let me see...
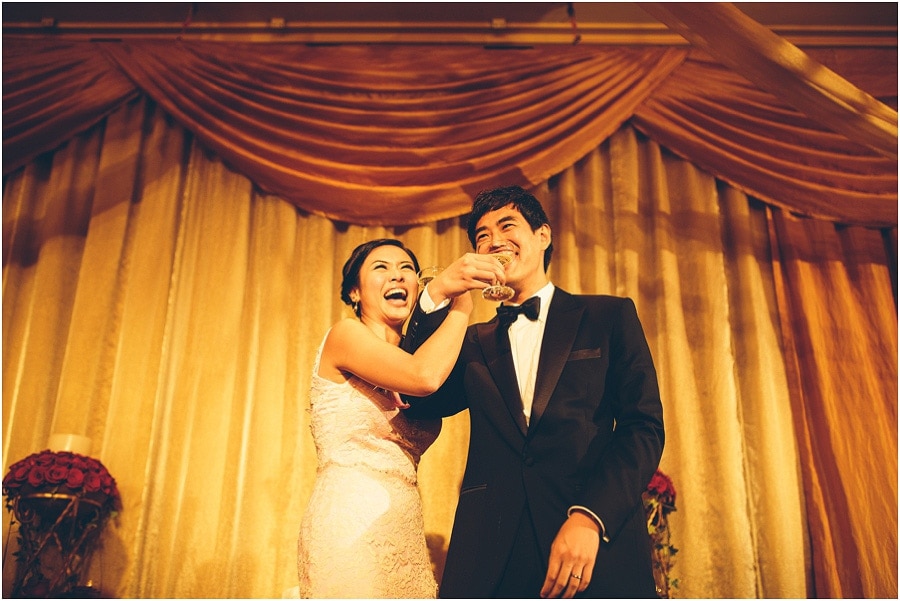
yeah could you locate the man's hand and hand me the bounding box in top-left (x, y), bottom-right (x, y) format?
top-left (540, 511), bottom-right (600, 599)
top-left (427, 253), bottom-right (504, 305)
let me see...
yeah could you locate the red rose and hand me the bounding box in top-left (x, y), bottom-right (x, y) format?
top-left (45, 465), bottom-right (69, 485)
top-left (11, 465), bottom-right (31, 483)
top-left (53, 453), bottom-right (74, 466)
top-left (647, 470), bottom-right (677, 505)
top-left (83, 471), bottom-right (101, 493)
top-left (71, 456), bottom-right (89, 470)
top-left (2, 465), bottom-right (28, 489)
top-left (34, 451), bottom-right (55, 466)
top-left (66, 468), bottom-right (85, 489)
top-left (27, 466), bottom-right (46, 487)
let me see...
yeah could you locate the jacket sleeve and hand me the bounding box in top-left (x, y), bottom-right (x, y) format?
top-left (578, 297), bottom-right (664, 541)
top-left (400, 297), bottom-right (448, 354)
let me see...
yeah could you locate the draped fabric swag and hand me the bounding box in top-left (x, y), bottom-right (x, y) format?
top-left (3, 41), bottom-right (896, 226)
top-left (638, 2), bottom-right (898, 159)
top-left (2, 27), bottom-right (897, 601)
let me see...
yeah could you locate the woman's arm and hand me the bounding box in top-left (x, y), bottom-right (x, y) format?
top-left (322, 292), bottom-right (473, 396)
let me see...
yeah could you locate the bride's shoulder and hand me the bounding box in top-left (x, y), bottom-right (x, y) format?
top-left (323, 318), bottom-right (369, 349)
top-left (328, 317), bottom-right (366, 337)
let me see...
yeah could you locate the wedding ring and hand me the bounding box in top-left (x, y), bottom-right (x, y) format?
top-left (571, 574), bottom-right (582, 580)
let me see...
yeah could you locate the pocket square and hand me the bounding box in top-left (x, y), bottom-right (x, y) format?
top-left (568, 348), bottom-right (602, 360)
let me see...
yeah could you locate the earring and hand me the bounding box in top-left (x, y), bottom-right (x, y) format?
top-left (351, 300), bottom-right (360, 315)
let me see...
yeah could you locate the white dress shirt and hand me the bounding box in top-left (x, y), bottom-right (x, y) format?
top-left (506, 282), bottom-right (554, 425)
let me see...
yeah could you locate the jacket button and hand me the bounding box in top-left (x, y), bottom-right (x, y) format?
top-left (523, 455), bottom-right (535, 466)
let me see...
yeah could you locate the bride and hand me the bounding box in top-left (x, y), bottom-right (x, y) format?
top-left (297, 238), bottom-right (500, 598)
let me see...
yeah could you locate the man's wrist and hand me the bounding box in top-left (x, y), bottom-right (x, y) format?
top-left (568, 506), bottom-right (610, 543)
top-left (421, 284), bottom-right (451, 313)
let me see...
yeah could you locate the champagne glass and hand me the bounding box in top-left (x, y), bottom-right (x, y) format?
top-left (482, 251), bottom-right (515, 302)
top-left (417, 266), bottom-right (442, 289)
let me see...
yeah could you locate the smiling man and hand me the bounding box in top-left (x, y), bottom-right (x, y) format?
top-left (403, 186), bottom-right (665, 599)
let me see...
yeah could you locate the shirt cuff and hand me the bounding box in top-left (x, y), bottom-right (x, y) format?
top-left (568, 506), bottom-right (611, 543)
top-left (420, 284), bottom-right (451, 314)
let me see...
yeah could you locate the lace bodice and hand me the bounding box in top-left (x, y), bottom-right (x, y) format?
top-left (307, 366), bottom-right (440, 485)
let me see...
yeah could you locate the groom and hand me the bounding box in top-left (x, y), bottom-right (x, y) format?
top-left (402, 185), bottom-right (664, 598)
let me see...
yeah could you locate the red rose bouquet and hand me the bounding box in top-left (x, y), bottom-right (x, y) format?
top-left (2, 449), bottom-right (121, 514)
top-left (2, 449), bottom-right (121, 597)
top-left (644, 469), bottom-right (679, 598)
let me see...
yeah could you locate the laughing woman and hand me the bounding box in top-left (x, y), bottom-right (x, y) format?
top-left (296, 238), bottom-right (495, 598)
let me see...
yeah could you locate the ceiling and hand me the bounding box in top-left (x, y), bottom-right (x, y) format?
top-left (2, 2), bottom-right (896, 26)
top-left (3, 2), bottom-right (897, 45)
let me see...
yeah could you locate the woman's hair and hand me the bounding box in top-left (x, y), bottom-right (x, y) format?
top-left (340, 238), bottom-right (420, 316)
top-left (466, 185), bottom-right (553, 271)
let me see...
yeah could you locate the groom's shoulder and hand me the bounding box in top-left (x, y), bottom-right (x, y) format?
top-left (558, 288), bottom-right (629, 307)
top-left (559, 291), bottom-right (643, 322)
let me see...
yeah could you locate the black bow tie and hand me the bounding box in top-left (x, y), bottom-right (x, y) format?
top-left (496, 296), bottom-right (541, 328)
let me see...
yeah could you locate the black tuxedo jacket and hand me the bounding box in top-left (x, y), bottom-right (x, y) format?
top-left (402, 288), bottom-right (664, 598)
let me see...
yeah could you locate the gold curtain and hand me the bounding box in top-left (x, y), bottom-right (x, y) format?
top-left (769, 210), bottom-right (898, 597)
top-left (4, 96), bottom-right (895, 598)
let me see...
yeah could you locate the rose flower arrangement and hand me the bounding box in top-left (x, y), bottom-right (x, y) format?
top-left (643, 469), bottom-right (679, 598)
top-left (2, 449), bottom-right (121, 597)
top-left (2, 449), bottom-right (121, 513)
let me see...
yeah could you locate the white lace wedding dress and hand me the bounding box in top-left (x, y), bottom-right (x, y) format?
top-left (297, 333), bottom-right (441, 598)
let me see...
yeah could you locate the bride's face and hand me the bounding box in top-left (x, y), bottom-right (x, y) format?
top-left (353, 245), bottom-right (418, 325)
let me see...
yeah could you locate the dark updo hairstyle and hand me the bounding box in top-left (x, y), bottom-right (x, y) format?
top-left (340, 238), bottom-right (421, 317)
top-left (466, 185), bottom-right (553, 272)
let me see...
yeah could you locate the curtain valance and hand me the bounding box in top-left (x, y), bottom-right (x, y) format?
top-left (639, 3), bottom-right (897, 159)
top-left (3, 38), bottom-right (896, 227)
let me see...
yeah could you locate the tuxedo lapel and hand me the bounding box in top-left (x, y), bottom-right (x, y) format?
top-left (477, 320), bottom-right (529, 436)
top-left (528, 290), bottom-right (583, 435)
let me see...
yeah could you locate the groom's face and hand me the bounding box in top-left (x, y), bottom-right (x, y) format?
top-left (473, 204), bottom-right (551, 297)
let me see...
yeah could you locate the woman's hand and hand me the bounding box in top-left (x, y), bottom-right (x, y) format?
top-left (449, 286), bottom-right (474, 315)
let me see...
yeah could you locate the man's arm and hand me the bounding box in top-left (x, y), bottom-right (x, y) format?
top-left (542, 297), bottom-right (664, 599)
top-left (402, 251), bottom-right (503, 354)
top-left (578, 297), bottom-right (664, 537)
top-left (400, 256), bottom-right (493, 419)
top-left (401, 288), bottom-right (450, 355)
top-left (400, 297), bottom-right (469, 420)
